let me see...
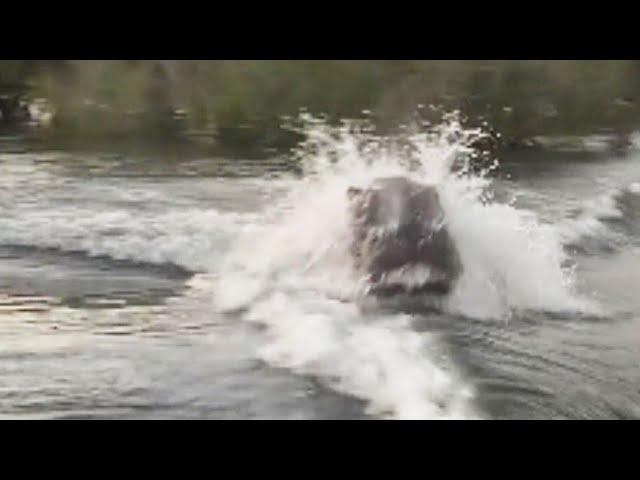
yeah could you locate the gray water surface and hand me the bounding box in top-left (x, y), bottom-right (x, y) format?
top-left (2, 139), bottom-right (640, 419)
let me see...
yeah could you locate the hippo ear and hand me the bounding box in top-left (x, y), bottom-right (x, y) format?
top-left (347, 187), bottom-right (363, 200)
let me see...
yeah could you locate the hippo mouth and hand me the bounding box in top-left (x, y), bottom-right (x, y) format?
top-left (364, 261), bottom-right (454, 296)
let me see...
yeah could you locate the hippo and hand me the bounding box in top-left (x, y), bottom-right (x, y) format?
top-left (347, 176), bottom-right (462, 296)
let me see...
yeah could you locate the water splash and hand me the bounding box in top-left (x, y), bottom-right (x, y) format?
top-left (217, 113), bottom-right (590, 318)
top-left (214, 113), bottom-right (594, 419)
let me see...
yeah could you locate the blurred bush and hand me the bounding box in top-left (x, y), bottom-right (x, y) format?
top-left (3, 60), bottom-right (640, 153)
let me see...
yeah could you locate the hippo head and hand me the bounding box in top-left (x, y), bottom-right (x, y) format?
top-left (347, 177), bottom-right (462, 296)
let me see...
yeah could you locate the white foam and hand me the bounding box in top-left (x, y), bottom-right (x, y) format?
top-left (443, 193), bottom-right (588, 318)
top-left (214, 114), bottom-right (594, 418)
top-left (0, 158), bottom-right (261, 272)
top-left (557, 189), bottom-right (626, 249)
top-left (247, 293), bottom-right (477, 419)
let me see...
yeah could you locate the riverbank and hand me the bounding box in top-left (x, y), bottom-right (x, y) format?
top-left (3, 60), bottom-right (640, 158)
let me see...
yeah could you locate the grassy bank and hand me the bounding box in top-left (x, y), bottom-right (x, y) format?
top-left (3, 60), bottom-right (640, 155)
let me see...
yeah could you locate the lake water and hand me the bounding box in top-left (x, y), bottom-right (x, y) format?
top-left (2, 122), bottom-right (640, 420)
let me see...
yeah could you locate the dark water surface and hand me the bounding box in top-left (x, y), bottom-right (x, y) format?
top-left (2, 133), bottom-right (640, 419)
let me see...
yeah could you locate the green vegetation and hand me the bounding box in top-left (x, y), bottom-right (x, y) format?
top-left (2, 60), bottom-right (640, 155)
